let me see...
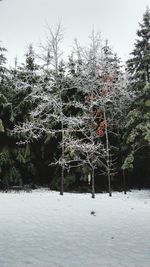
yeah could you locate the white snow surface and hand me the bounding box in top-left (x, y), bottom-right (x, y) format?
top-left (0, 189), bottom-right (150, 267)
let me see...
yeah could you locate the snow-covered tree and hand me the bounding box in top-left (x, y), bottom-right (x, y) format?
top-left (67, 33), bottom-right (131, 197)
top-left (0, 43), bottom-right (8, 97)
top-left (9, 44), bottom-right (40, 123)
top-left (13, 25), bottom-right (74, 195)
top-left (64, 32), bottom-right (109, 198)
top-left (99, 40), bottom-right (132, 195)
top-left (123, 7), bottom-right (150, 174)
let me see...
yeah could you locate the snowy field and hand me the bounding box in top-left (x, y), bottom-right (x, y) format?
top-left (0, 190), bottom-right (150, 267)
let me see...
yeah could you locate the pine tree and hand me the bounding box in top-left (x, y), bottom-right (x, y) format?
top-left (0, 43), bottom-right (8, 95)
top-left (123, 8), bottom-right (150, 176)
top-left (11, 44), bottom-right (39, 123)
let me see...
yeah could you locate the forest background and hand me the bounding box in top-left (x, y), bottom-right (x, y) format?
top-left (0, 7), bottom-right (149, 196)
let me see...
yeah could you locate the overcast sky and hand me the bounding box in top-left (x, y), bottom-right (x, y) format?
top-left (0, 0), bottom-right (149, 66)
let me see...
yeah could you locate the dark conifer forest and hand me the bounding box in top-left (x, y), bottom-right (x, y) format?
top-left (0, 8), bottom-right (149, 195)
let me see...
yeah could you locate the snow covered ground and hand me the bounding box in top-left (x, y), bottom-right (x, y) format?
top-left (0, 190), bottom-right (150, 267)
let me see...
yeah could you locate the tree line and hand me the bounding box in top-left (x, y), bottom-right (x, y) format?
top-left (0, 8), bottom-right (149, 196)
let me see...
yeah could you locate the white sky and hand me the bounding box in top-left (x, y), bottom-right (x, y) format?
top-left (0, 0), bottom-right (149, 66)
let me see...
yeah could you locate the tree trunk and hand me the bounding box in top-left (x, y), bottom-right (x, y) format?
top-left (60, 163), bottom-right (64, 195)
top-left (60, 87), bottom-right (65, 195)
top-left (104, 108), bottom-right (112, 197)
top-left (60, 125), bottom-right (65, 195)
top-left (123, 169), bottom-right (127, 194)
top-left (91, 168), bottom-right (95, 198)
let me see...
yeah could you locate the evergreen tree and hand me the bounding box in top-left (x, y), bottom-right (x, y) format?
top-left (0, 43), bottom-right (8, 96)
top-left (123, 8), bottom-right (150, 180)
top-left (11, 44), bottom-right (39, 123)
